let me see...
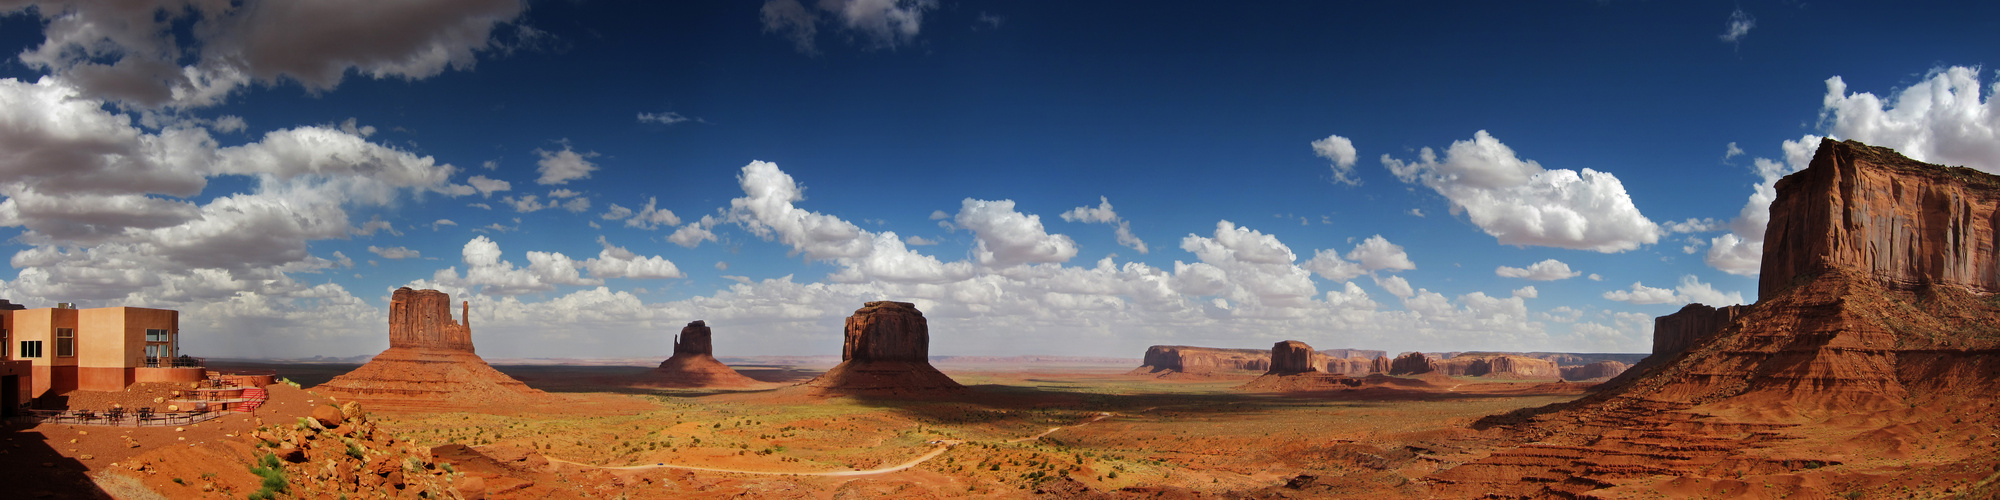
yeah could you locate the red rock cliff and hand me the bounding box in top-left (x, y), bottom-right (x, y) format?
top-left (1134, 346), bottom-right (1270, 374)
top-left (1651, 303), bottom-right (1750, 357)
top-left (842, 301), bottom-right (929, 363)
top-left (387, 287), bottom-right (474, 352)
top-left (1760, 138), bottom-right (2000, 298)
top-left (673, 320), bottom-right (713, 356)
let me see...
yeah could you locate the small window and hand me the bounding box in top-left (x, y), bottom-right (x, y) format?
top-left (19, 340), bottom-right (41, 358)
top-left (55, 328), bottom-right (73, 357)
top-left (146, 329), bottom-right (169, 343)
top-left (1, 328), bottom-right (8, 358)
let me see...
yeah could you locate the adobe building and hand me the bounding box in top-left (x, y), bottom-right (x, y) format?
top-left (0, 302), bottom-right (196, 402)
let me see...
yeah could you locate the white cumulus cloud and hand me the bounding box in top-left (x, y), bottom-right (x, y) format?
top-left (1312, 133), bottom-right (1360, 185)
top-left (1495, 259), bottom-right (1582, 281)
top-left (1381, 130), bottom-right (1662, 253)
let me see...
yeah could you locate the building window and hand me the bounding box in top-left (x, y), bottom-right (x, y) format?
top-left (1, 329), bottom-right (8, 358)
top-left (146, 329), bottom-right (169, 342)
top-left (19, 340), bottom-right (40, 358)
top-left (55, 328), bottom-right (73, 357)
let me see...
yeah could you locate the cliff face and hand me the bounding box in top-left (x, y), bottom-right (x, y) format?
top-left (1133, 346), bottom-right (1270, 375)
top-left (1435, 139), bottom-right (2000, 496)
top-left (841, 301), bottom-right (930, 363)
top-left (1432, 355), bottom-right (1561, 379)
top-left (386, 287), bottom-right (474, 352)
top-left (1267, 341), bottom-right (1318, 375)
top-left (673, 320), bottom-right (713, 356)
top-left (1651, 303), bottom-right (1750, 358)
top-left (1559, 360), bottom-right (1630, 381)
top-left (806, 301), bottom-right (963, 392)
top-left (1760, 138), bottom-right (2000, 298)
top-left (1388, 352), bottom-right (1437, 375)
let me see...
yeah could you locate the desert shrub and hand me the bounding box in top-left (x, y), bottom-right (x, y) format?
top-left (247, 452), bottom-right (287, 500)
top-left (346, 444), bottom-right (365, 460)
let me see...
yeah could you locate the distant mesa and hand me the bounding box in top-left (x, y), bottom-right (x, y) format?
top-left (1130, 346), bottom-right (1269, 378)
top-left (313, 287), bottom-right (543, 411)
top-left (801, 301), bottom-right (963, 393)
top-left (1559, 360), bottom-right (1630, 382)
top-left (1239, 340), bottom-right (1366, 392)
top-left (638, 320), bottom-right (763, 388)
top-left (1387, 352), bottom-right (1438, 376)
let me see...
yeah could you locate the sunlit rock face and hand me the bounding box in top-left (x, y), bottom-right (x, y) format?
top-left (1761, 138), bottom-right (2000, 298)
top-left (805, 301), bottom-right (963, 393)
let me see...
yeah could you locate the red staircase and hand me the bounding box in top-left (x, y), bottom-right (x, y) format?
top-left (233, 386), bottom-right (268, 412)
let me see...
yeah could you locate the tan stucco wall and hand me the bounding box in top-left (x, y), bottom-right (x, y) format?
top-left (11, 308), bottom-right (78, 368)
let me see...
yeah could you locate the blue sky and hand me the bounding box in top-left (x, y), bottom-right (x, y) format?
top-left (1, 1), bottom-right (1997, 359)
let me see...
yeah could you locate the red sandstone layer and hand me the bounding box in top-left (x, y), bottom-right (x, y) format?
top-left (312, 347), bottom-right (543, 411)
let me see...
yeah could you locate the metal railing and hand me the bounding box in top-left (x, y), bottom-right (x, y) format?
top-left (24, 407), bottom-right (228, 427)
top-left (144, 356), bottom-right (204, 368)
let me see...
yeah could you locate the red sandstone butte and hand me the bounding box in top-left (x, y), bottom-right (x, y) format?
top-left (1432, 140), bottom-right (2000, 497)
top-left (803, 301), bottom-right (963, 393)
top-left (314, 288), bottom-right (542, 411)
top-left (1267, 340), bottom-right (1318, 375)
top-left (640, 320), bottom-right (762, 388)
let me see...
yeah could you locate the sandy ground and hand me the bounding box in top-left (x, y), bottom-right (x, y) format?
top-left (6, 360), bottom-right (1995, 498)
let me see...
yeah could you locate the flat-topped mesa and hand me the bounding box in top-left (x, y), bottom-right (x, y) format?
top-left (804, 301), bottom-right (962, 392)
top-left (387, 287), bottom-right (474, 352)
top-left (1267, 340), bottom-right (1318, 375)
top-left (842, 301), bottom-right (929, 363)
top-left (673, 320), bottom-right (713, 357)
top-left (1131, 345), bottom-right (1270, 376)
top-left (1760, 138), bottom-right (2000, 298)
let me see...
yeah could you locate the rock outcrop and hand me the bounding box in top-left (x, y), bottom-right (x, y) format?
top-left (1433, 355), bottom-right (1561, 379)
top-left (640, 320), bottom-right (763, 388)
top-left (1130, 346), bottom-right (1270, 376)
top-left (1435, 139), bottom-right (2000, 497)
top-left (1559, 360), bottom-right (1630, 381)
top-left (803, 301), bottom-right (963, 393)
top-left (1370, 355), bottom-right (1391, 374)
top-left (387, 288), bottom-right (474, 351)
top-left (1267, 341), bottom-right (1318, 375)
top-left (314, 288), bottom-right (542, 410)
top-left (1321, 356), bottom-right (1378, 376)
top-left (1318, 348), bottom-right (1388, 361)
top-left (1650, 303), bottom-right (1750, 359)
top-left (1760, 139), bottom-right (2000, 298)
top-left (1387, 352), bottom-right (1438, 375)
